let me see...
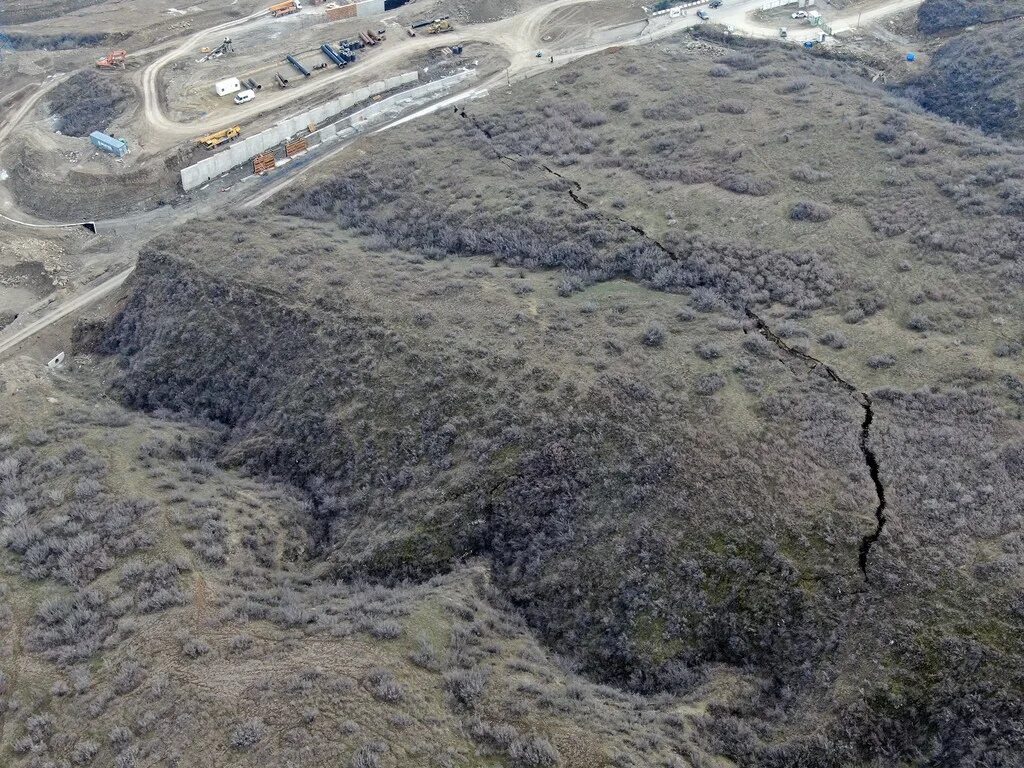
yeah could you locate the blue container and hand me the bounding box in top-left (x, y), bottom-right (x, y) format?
top-left (907, 52), bottom-right (917, 61)
top-left (89, 131), bottom-right (128, 158)
top-left (803, 40), bottom-right (815, 48)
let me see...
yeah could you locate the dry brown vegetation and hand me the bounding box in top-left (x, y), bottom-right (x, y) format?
top-left (6, 27), bottom-right (1024, 768)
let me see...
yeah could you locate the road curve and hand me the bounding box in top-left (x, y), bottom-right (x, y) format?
top-left (0, 268), bottom-right (133, 356)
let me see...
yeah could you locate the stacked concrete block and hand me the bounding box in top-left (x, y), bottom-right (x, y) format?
top-left (180, 70), bottom-right (477, 191)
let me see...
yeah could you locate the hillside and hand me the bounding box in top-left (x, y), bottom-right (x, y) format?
top-left (3, 351), bottom-right (734, 768)
top-left (904, 18), bottom-right (1024, 140)
top-left (3, 20), bottom-right (1024, 768)
top-left (916, 0), bottom-right (1024, 32)
top-left (80, 33), bottom-right (1024, 766)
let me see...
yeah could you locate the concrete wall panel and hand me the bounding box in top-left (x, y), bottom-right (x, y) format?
top-left (181, 69), bottom-right (464, 190)
top-left (356, 0), bottom-right (384, 17)
top-left (310, 105), bottom-right (329, 124)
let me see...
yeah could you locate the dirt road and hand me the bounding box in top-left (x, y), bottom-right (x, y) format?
top-left (136, 0), bottom-right (697, 145)
top-left (0, 268), bottom-right (132, 356)
top-left (711, 0), bottom-right (923, 39)
top-left (0, 0), bottom-right (926, 356)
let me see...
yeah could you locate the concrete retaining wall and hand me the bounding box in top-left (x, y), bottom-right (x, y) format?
top-left (356, 0), bottom-right (385, 17)
top-left (181, 70), bottom-right (420, 191)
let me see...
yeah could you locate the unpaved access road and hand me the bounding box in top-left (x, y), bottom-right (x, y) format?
top-left (0, 0), bottom-right (926, 356)
top-left (137, 0), bottom-right (703, 146)
top-left (709, 0), bottom-right (923, 39)
top-left (0, 268), bottom-right (132, 357)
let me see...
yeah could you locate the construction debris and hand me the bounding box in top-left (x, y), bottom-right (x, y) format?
top-left (253, 152), bottom-right (276, 174)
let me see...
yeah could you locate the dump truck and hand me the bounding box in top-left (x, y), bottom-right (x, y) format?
top-left (269, 0), bottom-right (302, 17)
top-left (427, 19), bottom-right (452, 33)
top-left (196, 125), bottom-right (241, 150)
top-left (96, 50), bottom-right (127, 68)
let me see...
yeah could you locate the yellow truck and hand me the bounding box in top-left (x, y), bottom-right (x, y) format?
top-left (196, 125), bottom-right (241, 150)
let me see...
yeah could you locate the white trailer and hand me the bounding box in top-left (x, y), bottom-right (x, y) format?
top-left (214, 77), bottom-right (242, 97)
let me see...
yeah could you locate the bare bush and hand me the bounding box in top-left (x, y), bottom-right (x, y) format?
top-left (642, 323), bottom-right (667, 348)
top-left (49, 71), bottom-right (132, 137)
top-left (230, 718), bottom-right (265, 750)
top-left (790, 201), bottom-right (833, 222)
top-left (509, 734), bottom-right (562, 767)
top-left (790, 164), bottom-right (832, 183)
top-left (717, 100), bottom-right (748, 115)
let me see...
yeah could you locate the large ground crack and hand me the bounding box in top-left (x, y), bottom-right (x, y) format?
top-left (457, 106), bottom-right (889, 579)
top-left (856, 395), bottom-right (887, 577)
top-left (744, 308), bottom-right (887, 579)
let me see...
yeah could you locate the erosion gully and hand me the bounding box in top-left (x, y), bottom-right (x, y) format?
top-left (458, 107), bottom-right (888, 579)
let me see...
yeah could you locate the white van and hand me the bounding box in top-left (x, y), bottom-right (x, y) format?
top-left (234, 89), bottom-right (255, 105)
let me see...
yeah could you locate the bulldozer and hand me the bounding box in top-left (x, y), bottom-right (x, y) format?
top-left (196, 125), bottom-right (241, 150)
top-left (96, 50), bottom-right (127, 69)
top-left (427, 19), bottom-right (452, 34)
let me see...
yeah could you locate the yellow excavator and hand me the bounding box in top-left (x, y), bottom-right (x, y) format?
top-left (196, 125), bottom-right (241, 150)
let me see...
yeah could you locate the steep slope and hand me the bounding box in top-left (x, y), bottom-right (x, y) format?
top-left (1, 353), bottom-right (732, 768)
top-left (916, 0), bottom-right (1024, 32)
top-left (904, 18), bottom-right (1024, 140)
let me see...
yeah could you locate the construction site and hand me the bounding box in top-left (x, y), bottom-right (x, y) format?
top-left (6, 1), bottom-right (1024, 766)
top-left (1, 0), bottom-right (933, 349)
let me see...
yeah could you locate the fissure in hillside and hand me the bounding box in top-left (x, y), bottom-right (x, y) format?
top-left (459, 105), bottom-right (890, 580)
top-left (856, 395), bottom-right (887, 577)
top-left (746, 309), bottom-right (888, 579)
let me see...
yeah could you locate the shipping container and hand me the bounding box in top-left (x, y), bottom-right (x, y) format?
top-left (214, 77), bottom-right (242, 96)
top-left (89, 131), bottom-right (129, 157)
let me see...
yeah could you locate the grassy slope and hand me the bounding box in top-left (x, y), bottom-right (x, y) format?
top-left (22, 30), bottom-right (1024, 767)
top-left (905, 18), bottom-right (1024, 141)
top-left (0, 355), bottom-right (727, 768)
top-left (916, 0), bottom-right (1024, 32)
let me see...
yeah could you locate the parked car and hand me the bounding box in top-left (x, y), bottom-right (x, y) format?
top-left (697, 9), bottom-right (709, 19)
top-left (792, 10), bottom-right (808, 18)
top-left (709, 0), bottom-right (722, 7)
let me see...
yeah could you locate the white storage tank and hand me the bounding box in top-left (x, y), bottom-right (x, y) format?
top-left (214, 77), bottom-right (242, 97)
